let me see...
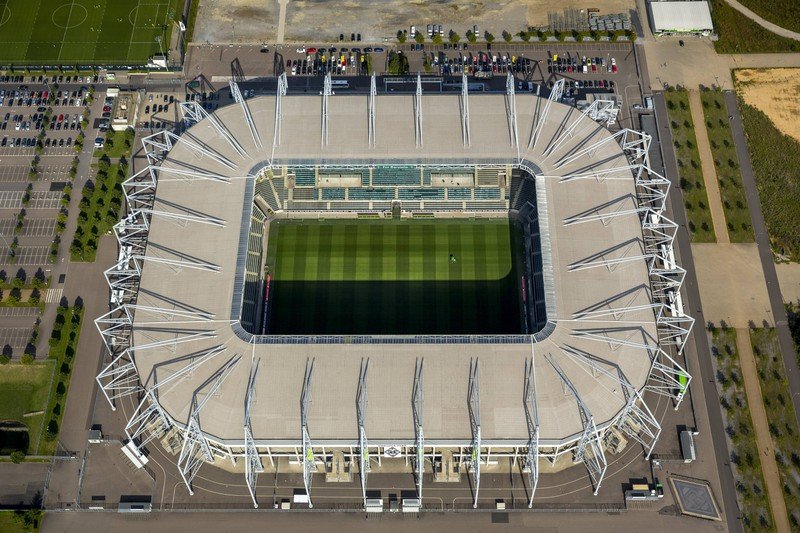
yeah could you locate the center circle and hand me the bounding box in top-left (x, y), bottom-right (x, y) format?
top-left (51, 4), bottom-right (88, 29)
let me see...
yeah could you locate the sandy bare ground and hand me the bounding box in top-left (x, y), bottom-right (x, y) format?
top-left (735, 68), bottom-right (800, 143)
top-left (776, 262), bottom-right (800, 304)
top-left (194, 0), bottom-right (634, 44)
top-left (688, 90), bottom-right (729, 244)
top-left (734, 329), bottom-right (792, 533)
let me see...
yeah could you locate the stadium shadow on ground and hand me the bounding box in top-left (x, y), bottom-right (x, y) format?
top-left (266, 274), bottom-right (522, 335)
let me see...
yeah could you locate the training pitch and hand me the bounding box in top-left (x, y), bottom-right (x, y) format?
top-left (265, 218), bottom-right (524, 335)
top-left (0, 0), bottom-right (180, 65)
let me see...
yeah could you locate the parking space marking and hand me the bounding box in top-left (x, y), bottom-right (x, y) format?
top-left (0, 306), bottom-right (40, 318)
top-left (0, 165), bottom-right (30, 182)
top-left (0, 218), bottom-right (57, 237)
top-left (0, 327), bottom-right (31, 350)
top-left (3, 245), bottom-right (50, 265)
top-left (0, 191), bottom-right (24, 209)
top-left (30, 191), bottom-right (63, 209)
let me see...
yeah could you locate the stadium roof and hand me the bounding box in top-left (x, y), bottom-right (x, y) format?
top-left (126, 91), bottom-right (659, 446)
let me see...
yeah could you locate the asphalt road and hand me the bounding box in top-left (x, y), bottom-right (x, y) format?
top-left (653, 91), bottom-right (743, 533)
top-left (724, 90), bottom-right (800, 429)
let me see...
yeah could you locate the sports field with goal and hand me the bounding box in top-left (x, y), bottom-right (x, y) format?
top-left (0, 0), bottom-right (181, 65)
top-left (265, 218), bottom-right (524, 335)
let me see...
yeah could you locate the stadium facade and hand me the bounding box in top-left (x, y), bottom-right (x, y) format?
top-left (96, 74), bottom-right (693, 509)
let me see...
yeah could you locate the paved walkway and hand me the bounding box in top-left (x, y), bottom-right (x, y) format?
top-left (688, 90), bottom-right (729, 243)
top-left (692, 243), bottom-right (772, 327)
top-left (723, 0), bottom-right (800, 41)
top-left (776, 262), bottom-right (800, 304)
top-left (734, 329), bottom-right (791, 533)
top-left (653, 92), bottom-right (742, 533)
top-left (276, 0), bottom-right (288, 44)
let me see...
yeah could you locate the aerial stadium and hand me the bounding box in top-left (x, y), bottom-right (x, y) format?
top-left (95, 73), bottom-right (693, 510)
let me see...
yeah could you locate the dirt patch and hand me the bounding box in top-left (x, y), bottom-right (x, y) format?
top-left (735, 68), bottom-right (800, 143)
top-left (195, 0), bottom-right (635, 43)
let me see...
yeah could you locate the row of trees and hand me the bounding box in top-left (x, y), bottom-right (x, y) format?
top-left (397, 28), bottom-right (636, 44)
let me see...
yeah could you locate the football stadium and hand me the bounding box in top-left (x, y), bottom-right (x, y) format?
top-left (95, 74), bottom-right (693, 509)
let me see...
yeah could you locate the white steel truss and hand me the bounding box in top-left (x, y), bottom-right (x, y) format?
top-left (414, 74), bottom-right (423, 148)
top-left (571, 331), bottom-right (691, 408)
top-left (412, 358), bottom-right (424, 500)
top-left (244, 358), bottom-right (263, 508)
top-left (528, 78), bottom-right (564, 151)
top-left (461, 73), bottom-right (470, 147)
top-left (140, 207), bottom-right (226, 228)
top-left (542, 106), bottom-right (597, 160)
top-left (274, 72), bottom-right (288, 149)
top-left (368, 73), bottom-right (376, 148)
top-left (321, 73), bottom-right (332, 147)
top-left (149, 165), bottom-right (232, 184)
top-left (523, 355), bottom-right (539, 508)
top-left (559, 346), bottom-right (661, 460)
top-left (142, 130), bottom-right (237, 171)
top-left (547, 356), bottom-right (607, 495)
top-left (114, 211), bottom-right (149, 256)
top-left (96, 349), bottom-right (139, 407)
top-left (125, 344), bottom-right (228, 449)
top-left (123, 167), bottom-right (158, 211)
top-left (300, 359), bottom-right (316, 507)
top-left (179, 101), bottom-right (247, 157)
top-left (356, 359), bottom-right (370, 509)
top-left (178, 356), bottom-right (241, 494)
top-left (228, 80), bottom-right (262, 150)
top-left (506, 71), bottom-right (518, 152)
top-left (583, 99), bottom-right (619, 125)
top-left (468, 359), bottom-right (481, 508)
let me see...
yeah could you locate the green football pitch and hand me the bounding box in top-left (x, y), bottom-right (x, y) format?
top-left (265, 219), bottom-right (524, 335)
top-left (0, 0), bottom-right (181, 65)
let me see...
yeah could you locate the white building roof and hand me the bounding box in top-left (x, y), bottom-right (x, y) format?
top-left (649, 1), bottom-right (714, 33)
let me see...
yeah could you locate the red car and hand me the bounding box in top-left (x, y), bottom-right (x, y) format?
top-left (307, 47), bottom-right (317, 53)
top-left (57, 114), bottom-right (63, 123)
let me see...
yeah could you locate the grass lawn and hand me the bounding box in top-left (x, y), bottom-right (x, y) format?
top-left (710, 0), bottom-right (800, 54)
top-left (664, 89), bottom-right (716, 243)
top-left (710, 327), bottom-right (774, 530)
top-left (735, 96), bottom-right (800, 261)
top-left (0, 0), bottom-right (182, 65)
top-left (266, 218), bottom-right (522, 335)
top-left (0, 362), bottom-right (55, 454)
top-left (39, 306), bottom-right (82, 456)
top-left (92, 129), bottom-right (134, 159)
top-left (750, 328), bottom-right (800, 527)
top-left (736, 0), bottom-right (800, 34)
top-left (700, 89), bottom-right (753, 242)
top-left (0, 511), bottom-right (40, 533)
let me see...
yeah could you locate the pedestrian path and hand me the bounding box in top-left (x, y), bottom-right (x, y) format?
top-left (724, 0), bottom-right (800, 41)
top-left (688, 90), bottom-right (729, 243)
top-left (735, 329), bottom-right (791, 533)
top-left (45, 287), bottom-right (63, 304)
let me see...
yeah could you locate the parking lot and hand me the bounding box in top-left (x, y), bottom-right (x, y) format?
top-left (0, 191), bottom-right (63, 210)
top-left (0, 327), bottom-right (31, 352)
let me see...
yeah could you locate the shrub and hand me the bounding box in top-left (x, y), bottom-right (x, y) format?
top-left (10, 451), bottom-right (25, 463)
top-left (20, 353), bottom-right (34, 364)
top-left (45, 419), bottom-right (58, 440)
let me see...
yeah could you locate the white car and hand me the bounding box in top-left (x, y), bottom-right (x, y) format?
top-left (296, 47), bottom-right (306, 53)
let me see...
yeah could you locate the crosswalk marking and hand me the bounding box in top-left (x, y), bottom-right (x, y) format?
top-left (45, 287), bottom-right (63, 304)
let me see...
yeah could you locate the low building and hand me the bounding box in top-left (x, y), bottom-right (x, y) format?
top-left (648, 1), bottom-right (714, 36)
top-left (111, 92), bottom-right (140, 132)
